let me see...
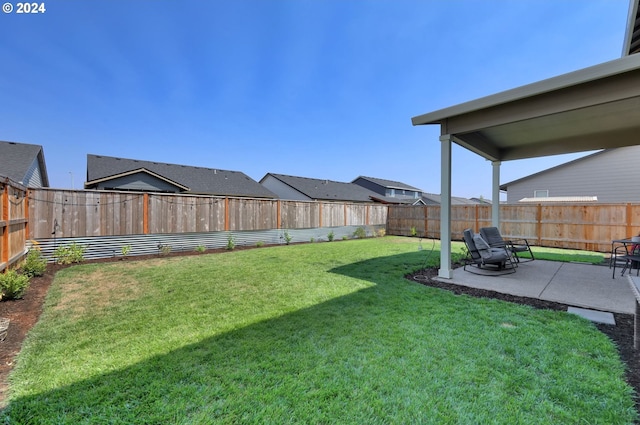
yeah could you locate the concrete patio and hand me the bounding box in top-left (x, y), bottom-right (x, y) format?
top-left (435, 260), bottom-right (636, 315)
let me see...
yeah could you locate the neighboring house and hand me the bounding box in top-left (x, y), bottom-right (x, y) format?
top-left (85, 154), bottom-right (276, 198)
top-left (421, 193), bottom-right (491, 206)
top-left (260, 173), bottom-right (384, 203)
top-left (351, 176), bottom-right (425, 205)
top-left (500, 146), bottom-right (640, 203)
top-left (0, 140), bottom-right (49, 188)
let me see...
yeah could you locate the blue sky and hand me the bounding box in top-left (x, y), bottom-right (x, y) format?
top-left (0, 0), bottom-right (630, 199)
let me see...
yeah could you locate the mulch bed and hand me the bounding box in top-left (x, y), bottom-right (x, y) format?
top-left (0, 251), bottom-right (638, 418)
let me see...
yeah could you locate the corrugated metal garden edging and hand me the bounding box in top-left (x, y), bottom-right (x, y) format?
top-left (31, 225), bottom-right (385, 262)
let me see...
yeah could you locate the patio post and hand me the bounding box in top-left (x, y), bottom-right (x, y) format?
top-left (492, 161), bottom-right (501, 228)
top-left (439, 134), bottom-right (453, 279)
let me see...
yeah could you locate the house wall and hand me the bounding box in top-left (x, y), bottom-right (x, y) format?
top-left (352, 177), bottom-right (384, 196)
top-left (505, 146), bottom-right (640, 203)
top-left (352, 177), bottom-right (421, 201)
top-left (94, 173), bottom-right (181, 193)
top-left (23, 157), bottom-right (45, 188)
top-left (261, 175), bottom-right (311, 200)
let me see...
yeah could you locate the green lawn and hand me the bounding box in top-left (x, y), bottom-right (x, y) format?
top-left (1, 237), bottom-right (635, 424)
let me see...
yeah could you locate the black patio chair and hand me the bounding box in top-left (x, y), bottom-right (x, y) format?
top-left (612, 243), bottom-right (640, 278)
top-left (462, 228), bottom-right (516, 275)
top-left (480, 227), bottom-right (534, 263)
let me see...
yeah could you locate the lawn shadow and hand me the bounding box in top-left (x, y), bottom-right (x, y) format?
top-left (1, 250), bottom-right (634, 423)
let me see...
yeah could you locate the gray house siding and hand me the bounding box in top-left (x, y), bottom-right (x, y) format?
top-left (352, 177), bottom-right (383, 195)
top-left (95, 172), bottom-right (182, 192)
top-left (352, 176), bottom-right (422, 202)
top-left (504, 146), bottom-right (640, 203)
top-left (261, 175), bottom-right (311, 200)
top-left (23, 157), bottom-right (45, 188)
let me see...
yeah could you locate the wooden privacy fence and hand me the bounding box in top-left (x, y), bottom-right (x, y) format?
top-left (27, 188), bottom-right (389, 239)
top-left (387, 203), bottom-right (640, 253)
top-left (0, 178), bottom-right (27, 271)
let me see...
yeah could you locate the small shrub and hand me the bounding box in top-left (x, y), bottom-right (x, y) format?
top-left (158, 244), bottom-right (172, 255)
top-left (121, 245), bottom-right (132, 257)
top-left (195, 245), bottom-right (206, 253)
top-left (376, 228), bottom-right (386, 238)
top-left (410, 226), bottom-right (417, 237)
top-left (327, 231), bottom-right (335, 242)
top-left (20, 249), bottom-right (47, 277)
top-left (0, 269), bottom-right (30, 300)
top-left (342, 235), bottom-right (348, 241)
top-left (53, 242), bottom-right (86, 265)
top-left (353, 227), bottom-right (367, 239)
top-left (283, 230), bottom-right (292, 245)
top-left (256, 241), bottom-right (264, 248)
top-left (226, 234), bottom-right (236, 251)
top-left (310, 237), bottom-right (315, 243)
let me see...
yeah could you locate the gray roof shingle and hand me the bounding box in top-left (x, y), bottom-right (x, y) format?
top-left (86, 154), bottom-right (276, 198)
top-left (0, 141), bottom-right (48, 187)
top-left (264, 173), bottom-right (381, 202)
top-left (352, 176), bottom-right (422, 192)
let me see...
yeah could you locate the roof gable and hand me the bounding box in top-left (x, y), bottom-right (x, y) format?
top-left (263, 173), bottom-right (380, 202)
top-left (0, 141), bottom-right (49, 187)
top-left (86, 154), bottom-right (276, 198)
top-left (500, 149), bottom-right (609, 189)
top-left (87, 168), bottom-right (190, 191)
top-left (352, 176), bottom-right (422, 192)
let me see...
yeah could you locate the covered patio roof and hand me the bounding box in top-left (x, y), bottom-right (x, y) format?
top-left (411, 52), bottom-right (640, 278)
top-left (412, 53), bottom-right (640, 161)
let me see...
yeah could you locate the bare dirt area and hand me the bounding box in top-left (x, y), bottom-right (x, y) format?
top-left (1, 251), bottom-right (638, 418)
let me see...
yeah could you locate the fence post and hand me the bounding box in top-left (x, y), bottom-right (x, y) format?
top-left (277, 200), bottom-right (281, 229)
top-left (1, 184), bottom-right (8, 267)
top-left (225, 197), bottom-right (230, 231)
top-left (423, 206), bottom-right (428, 238)
top-left (143, 193), bottom-right (149, 234)
top-left (344, 204), bottom-right (347, 226)
top-left (627, 203), bottom-right (633, 237)
top-left (319, 202), bottom-right (322, 228)
top-left (536, 203), bottom-right (542, 246)
top-left (24, 188), bottom-right (30, 241)
top-left (475, 204), bottom-right (479, 231)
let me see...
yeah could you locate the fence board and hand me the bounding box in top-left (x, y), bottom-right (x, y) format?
top-left (387, 203), bottom-right (640, 253)
top-left (1, 179), bottom-right (28, 271)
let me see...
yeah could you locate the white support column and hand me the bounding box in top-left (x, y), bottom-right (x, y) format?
top-left (439, 134), bottom-right (453, 279)
top-left (492, 161), bottom-right (501, 228)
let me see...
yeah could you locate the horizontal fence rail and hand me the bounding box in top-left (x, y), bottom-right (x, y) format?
top-left (387, 203), bottom-right (640, 253)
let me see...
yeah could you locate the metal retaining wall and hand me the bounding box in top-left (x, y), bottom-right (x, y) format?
top-left (31, 225), bottom-right (385, 262)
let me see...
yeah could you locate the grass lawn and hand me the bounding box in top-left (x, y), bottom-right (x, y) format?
top-left (1, 237), bottom-right (635, 424)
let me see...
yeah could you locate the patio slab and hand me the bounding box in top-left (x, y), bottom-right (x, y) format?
top-left (435, 260), bottom-right (635, 314)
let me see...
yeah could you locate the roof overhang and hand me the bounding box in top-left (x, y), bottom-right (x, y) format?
top-left (623, 0), bottom-right (640, 55)
top-left (412, 53), bottom-right (640, 162)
